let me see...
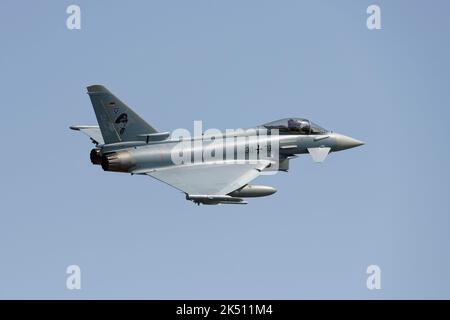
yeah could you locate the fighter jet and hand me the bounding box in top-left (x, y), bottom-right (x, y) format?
top-left (71, 85), bottom-right (364, 205)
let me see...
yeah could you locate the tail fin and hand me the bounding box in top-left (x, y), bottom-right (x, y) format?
top-left (87, 85), bottom-right (157, 144)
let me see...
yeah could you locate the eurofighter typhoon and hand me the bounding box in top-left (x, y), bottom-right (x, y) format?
top-left (71, 85), bottom-right (364, 205)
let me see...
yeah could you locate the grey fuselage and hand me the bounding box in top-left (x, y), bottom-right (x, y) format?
top-left (93, 128), bottom-right (359, 174)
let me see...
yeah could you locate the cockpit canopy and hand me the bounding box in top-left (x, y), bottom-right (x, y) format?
top-left (262, 118), bottom-right (328, 135)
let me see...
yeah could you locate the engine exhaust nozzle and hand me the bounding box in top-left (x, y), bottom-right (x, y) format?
top-left (90, 149), bottom-right (102, 165)
top-left (101, 151), bottom-right (135, 172)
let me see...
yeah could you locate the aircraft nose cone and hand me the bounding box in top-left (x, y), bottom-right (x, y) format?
top-left (334, 134), bottom-right (364, 151)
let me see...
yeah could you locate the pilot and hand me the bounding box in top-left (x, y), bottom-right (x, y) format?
top-left (300, 121), bottom-right (310, 134)
top-left (288, 118), bottom-right (310, 134)
top-left (287, 118), bottom-right (297, 130)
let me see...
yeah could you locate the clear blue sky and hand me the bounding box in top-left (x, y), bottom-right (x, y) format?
top-left (0, 0), bottom-right (449, 299)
